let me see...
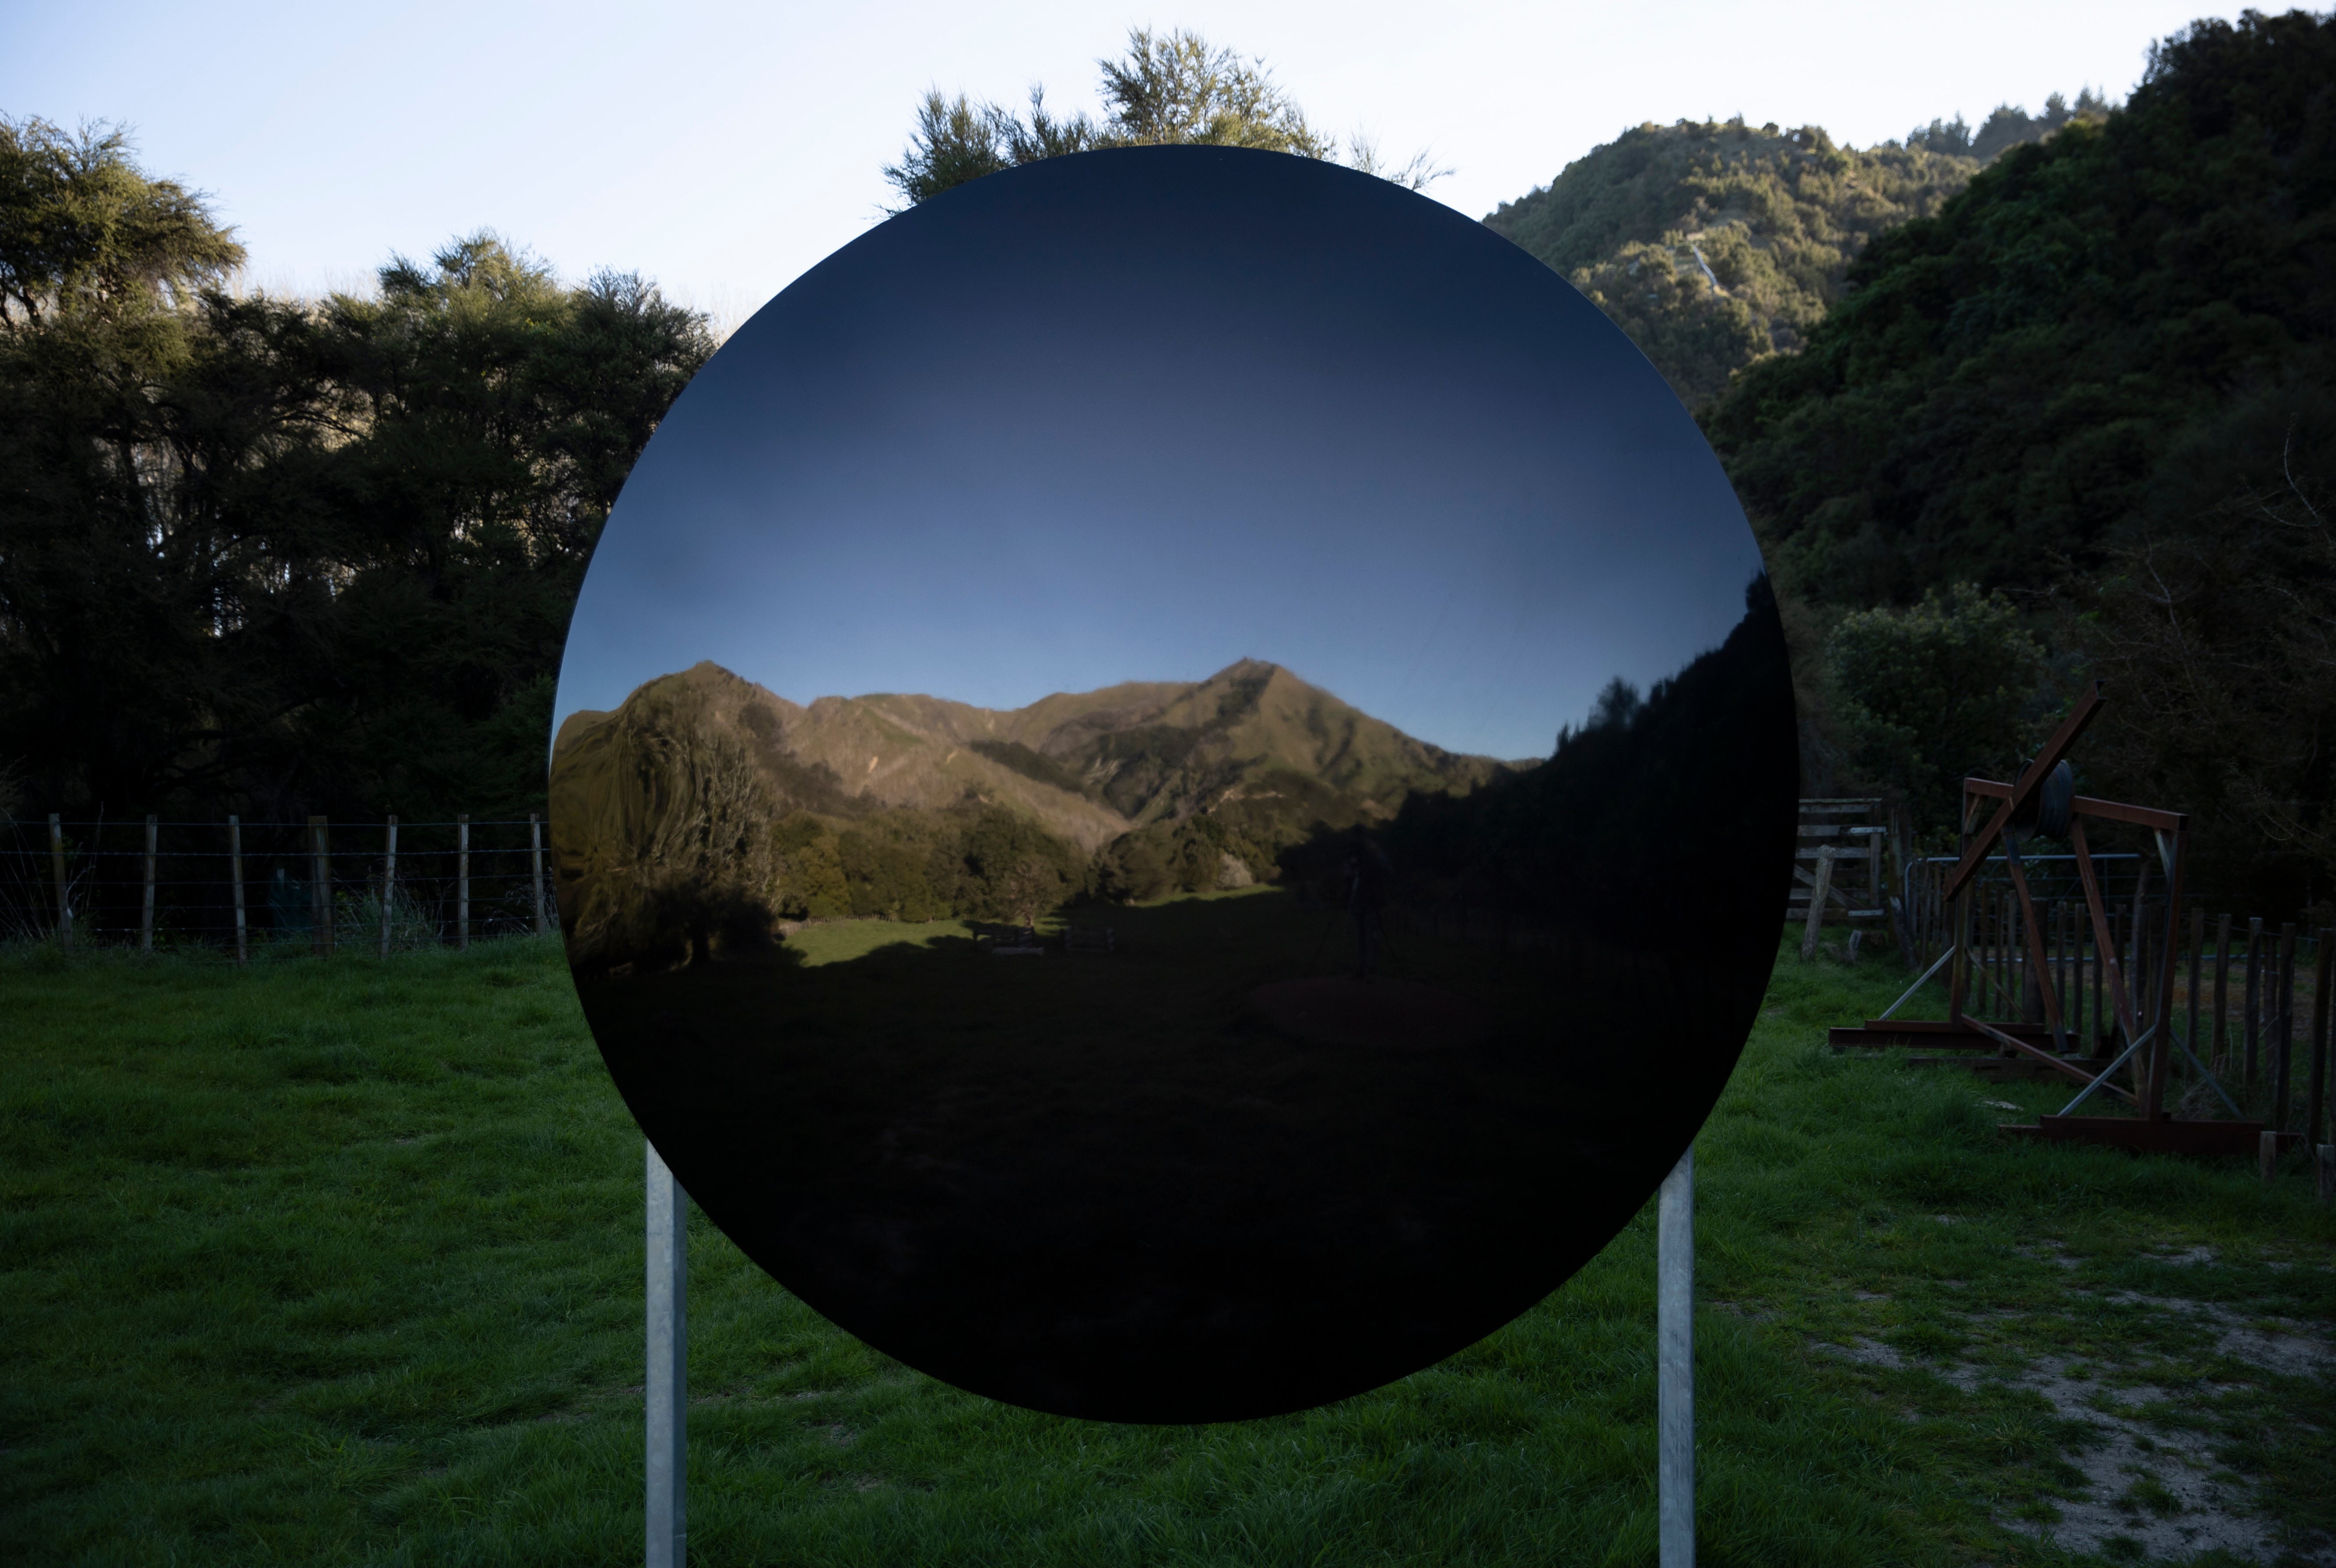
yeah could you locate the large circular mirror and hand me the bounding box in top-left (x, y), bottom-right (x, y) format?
top-left (551, 145), bottom-right (1795, 1423)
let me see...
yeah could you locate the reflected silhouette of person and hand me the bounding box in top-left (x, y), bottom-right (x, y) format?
top-left (1346, 835), bottom-right (1393, 979)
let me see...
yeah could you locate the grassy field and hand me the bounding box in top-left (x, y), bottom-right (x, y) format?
top-left (3, 931), bottom-right (2332, 1566)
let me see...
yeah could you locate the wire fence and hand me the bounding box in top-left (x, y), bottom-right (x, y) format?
top-left (1900, 852), bottom-right (2148, 968)
top-left (1903, 852), bottom-right (2318, 1042)
top-left (1893, 851), bottom-right (2329, 1134)
top-left (3, 814), bottom-right (556, 960)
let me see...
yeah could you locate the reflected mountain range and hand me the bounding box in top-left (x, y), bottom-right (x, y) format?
top-left (550, 656), bottom-right (1517, 971)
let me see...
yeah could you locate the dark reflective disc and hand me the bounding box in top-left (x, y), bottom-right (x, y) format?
top-left (551, 145), bottom-right (1797, 1423)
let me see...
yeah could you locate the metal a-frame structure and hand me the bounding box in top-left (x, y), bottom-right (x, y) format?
top-left (1836, 683), bottom-right (2263, 1154)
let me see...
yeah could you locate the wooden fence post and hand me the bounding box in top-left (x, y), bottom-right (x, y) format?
top-left (2214, 913), bottom-right (2232, 1069)
top-left (1978, 892), bottom-right (1994, 1016)
top-left (1865, 829), bottom-right (1881, 942)
top-left (2014, 893), bottom-right (2028, 1015)
top-left (2130, 902), bottom-right (2158, 1098)
top-left (2102, 916), bottom-right (2121, 1061)
top-left (2024, 894), bottom-right (2044, 1023)
top-left (1928, 865), bottom-right (1942, 965)
top-left (531, 812), bottom-right (548, 937)
top-left (1801, 847), bottom-right (1834, 960)
top-left (379, 815), bottom-right (399, 959)
top-left (228, 815), bottom-right (247, 965)
top-left (2009, 892), bottom-right (2022, 1020)
top-left (141, 814), bottom-right (157, 954)
top-left (2052, 901), bottom-right (2065, 1044)
top-left (2307, 928), bottom-right (2330, 1151)
top-left (1949, 887), bottom-right (1971, 1020)
top-left (2062, 902), bottom-right (2081, 1050)
top-left (2005, 892), bottom-right (2020, 1018)
top-left (457, 813), bottom-right (470, 951)
top-left (2274, 923), bottom-right (2299, 1130)
top-left (309, 815), bottom-right (332, 957)
top-left (48, 812), bottom-right (70, 947)
top-left (2245, 917), bottom-right (2264, 1086)
top-left (2077, 901), bottom-right (2094, 1051)
top-left (2186, 904), bottom-right (2203, 1085)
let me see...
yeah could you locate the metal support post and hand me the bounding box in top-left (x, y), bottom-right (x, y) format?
top-left (1658, 1145), bottom-right (1693, 1568)
top-left (646, 1142), bottom-right (687, 1568)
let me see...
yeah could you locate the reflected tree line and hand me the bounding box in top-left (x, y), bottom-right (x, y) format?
top-left (1284, 574), bottom-right (1798, 951)
top-left (559, 577), bottom-right (1794, 975)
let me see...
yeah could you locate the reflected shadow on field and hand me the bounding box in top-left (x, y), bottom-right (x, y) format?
top-left (579, 885), bottom-right (1749, 1423)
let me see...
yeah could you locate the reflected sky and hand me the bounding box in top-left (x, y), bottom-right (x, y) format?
top-left (555, 145), bottom-right (1763, 762)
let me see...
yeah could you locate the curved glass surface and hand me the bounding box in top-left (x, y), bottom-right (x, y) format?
top-left (552, 145), bottom-right (1796, 1423)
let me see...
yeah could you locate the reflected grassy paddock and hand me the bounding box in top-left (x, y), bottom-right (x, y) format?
top-left (580, 887), bottom-right (1738, 1421)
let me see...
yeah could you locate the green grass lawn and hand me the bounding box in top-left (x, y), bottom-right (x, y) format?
top-left (4, 932), bottom-right (2332, 1566)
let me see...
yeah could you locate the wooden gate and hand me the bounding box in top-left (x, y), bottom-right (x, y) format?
top-left (1789, 798), bottom-right (1888, 939)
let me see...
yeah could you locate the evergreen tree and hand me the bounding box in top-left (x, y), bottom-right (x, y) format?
top-left (1825, 585), bottom-right (2051, 835)
top-left (883, 27), bottom-right (1444, 211)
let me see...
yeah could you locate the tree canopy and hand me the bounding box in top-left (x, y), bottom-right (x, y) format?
top-left (0, 126), bottom-right (712, 825)
top-left (1905, 89), bottom-right (2115, 163)
top-left (0, 116), bottom-right (244, 328)
top-left (883, 26), bottom-right (1446, 210)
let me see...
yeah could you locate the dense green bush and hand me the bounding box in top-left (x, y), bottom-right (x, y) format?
top-left (1826, 585), bottom-right (2051, 837)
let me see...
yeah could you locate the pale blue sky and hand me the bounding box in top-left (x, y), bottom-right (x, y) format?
top-left (7, 1), bottom-right (2253, 329)
top-left (555, 147), bottom-right (1763, 762)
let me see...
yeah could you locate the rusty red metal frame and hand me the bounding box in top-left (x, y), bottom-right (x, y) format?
top-left (1834, 682), bottom-right (2243, 1150)
top-left (1942, 681), bottom-right (2105, 903)
top-left (1956, 759), bottom-right (2195, 1130)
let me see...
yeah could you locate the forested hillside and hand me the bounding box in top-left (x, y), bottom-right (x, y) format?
top-left (1484, 122), bottom-right (1979, 408)
top-left (1706, 14), bottom-right (2332, 610)
top-left (1481, 90), bottom-right (2117, 411)
top-left (1701, 10), bottom-right (2336, 903)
